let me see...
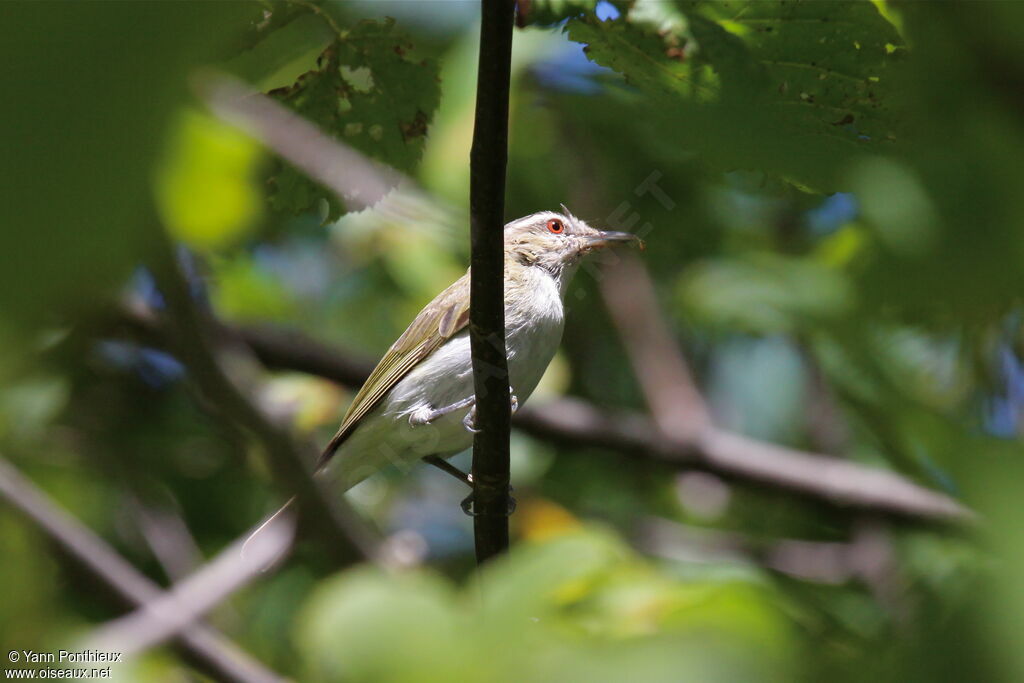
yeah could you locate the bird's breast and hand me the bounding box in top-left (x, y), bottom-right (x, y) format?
top-left (331, 269), bottom-right (568, 488)
top-left (504, 268), bottom-right (566, 400)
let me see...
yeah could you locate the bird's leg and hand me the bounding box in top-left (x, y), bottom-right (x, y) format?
top-left (423, 455), bottom-right (472, 487)
top-left (408, 396), bottom-right (475, 427)
top-left (461, 386), bottom-right (519, 434)
top-left (421, 458), bottom-right (516, 517)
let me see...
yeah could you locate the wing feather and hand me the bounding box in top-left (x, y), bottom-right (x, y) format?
top-left (317, 272), bottom-right (471, 468)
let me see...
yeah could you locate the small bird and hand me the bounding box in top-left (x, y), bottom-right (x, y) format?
top-left (249, 209), bottom-right (641, 542)
top-left (317, 208), bottom-right (642, 492)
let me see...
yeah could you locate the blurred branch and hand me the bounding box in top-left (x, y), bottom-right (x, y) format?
top-left (114, 306), bottom-right (971, 523)
top-left (519, 399), bottom-right (969, 521)
top-left (84, 512), bottom-right (295, 659)
top-left (147, 233), bottom-right (378, 566)
top-left (0, 457), bottom-right (284, 683)
top-left (229, 322), bottom-right (375, 387)
top-left (802, 350), bottom-right (851, 455)
top-left (198, 73), bottom-right (401, 212)
top-left (467, 0), bottom-right (517, 564)
top-left (596, 255), bottom-right (971, 523)
top-left (637, 516), bottom-right (901, 586)
top-left (600, 253), bottom-right (711, 442)
top-left (128, 494), bottom-right (206, 582)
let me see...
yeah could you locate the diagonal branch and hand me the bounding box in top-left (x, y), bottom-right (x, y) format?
top-left (637, 516), bottom-right (899, 586)
top-left (147, 231), bottom-right (378, 567)
top-left (197, 73), bottom-right (401, 213)
top-left (467, 0), bottom-right (517, 564)
top-left (596, 254), bottom-right (971, 524)
top-left (127, 494), bottom-right (207, 583)
top-left (84, 512), bottom-right (295, 658)
top-left (514, 398), bottom-right (970, 521)
top-left (0, 457), bottom-right (284, 683)
top-left (600, 253), bottom-right (711, 441)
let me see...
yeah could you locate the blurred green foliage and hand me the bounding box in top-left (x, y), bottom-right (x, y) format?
top-left (155, 109), bottom-right (266, 251)
top-left (298, 529), bottom-right (792, 682)
top-left (3, 1), bottom-right (1024, 682)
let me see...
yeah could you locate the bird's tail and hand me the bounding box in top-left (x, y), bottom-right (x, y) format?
top-left (241, 496), bottom-right (297, 567)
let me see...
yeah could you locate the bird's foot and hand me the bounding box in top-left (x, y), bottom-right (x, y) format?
top-left (460, 486), bottom-right (516, 517)
top-left (461, 388), bottom-right (518, 433)
top-left (462, 405), bottom-right (481, 433)
top-left (409, 396), bottom-right (476, 427)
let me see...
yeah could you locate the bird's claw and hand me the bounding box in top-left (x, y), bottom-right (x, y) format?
top-left (462, 406), bottom-right (481, 433)
top-left (461, 389), bottom-right (517, 433)
top-left (460, 486), bottom-right (516, 517)
top-left (408, 407), bottom-right (432, 427)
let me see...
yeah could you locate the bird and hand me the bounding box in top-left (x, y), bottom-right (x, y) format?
top-left (248, 208), bottom-right (641, 542)
top-left (317, 207), bottom-right (641, 492)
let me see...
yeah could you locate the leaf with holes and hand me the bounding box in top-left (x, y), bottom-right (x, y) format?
top-left (265, 17), bottom-right (441, 221)
top-left (565, 1), bottom-right (905, 187)
top-left (517, 0), bottom-right (600, 26)
top-left (567, 16), bottom-right (722, 102)
top-left (680, 0), bottom-right (905, 142)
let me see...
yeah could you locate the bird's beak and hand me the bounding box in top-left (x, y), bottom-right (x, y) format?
top-left (584, 231), bottom-right (645, 251)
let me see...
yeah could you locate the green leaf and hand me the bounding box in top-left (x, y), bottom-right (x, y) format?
top-left (223, 12), bottom-right (335, 91)
top-left (681, 0), bottom-right (905, 142)
top-left (297, 568), bottom-right (468, 682)
top-left (266, 17), bottom-right (441, 221)
top-left (565, 2), bottom-right (905, 186)
top-left (154, 109), bottom-right (264, 251)
top-left (568, 17), bottom-right (720, 101)
top-left (0, 2), bottom-right (251, 328)
top-left (294, 529), bottom-right (795, 682)
top-left (518, 0), bottom-right (600, 26)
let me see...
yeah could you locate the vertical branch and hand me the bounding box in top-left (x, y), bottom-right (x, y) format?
top-left (469, 0), bottom-right (516, 563)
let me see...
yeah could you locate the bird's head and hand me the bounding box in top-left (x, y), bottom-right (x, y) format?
top-left (504, 207), bottom-right (643, 276)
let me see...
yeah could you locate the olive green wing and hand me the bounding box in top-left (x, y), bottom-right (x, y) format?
top-left (317, 271), bottom-right (471, 468)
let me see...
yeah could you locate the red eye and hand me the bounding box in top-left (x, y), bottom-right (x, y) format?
top-left (547, 219), bottom-right (565, 234)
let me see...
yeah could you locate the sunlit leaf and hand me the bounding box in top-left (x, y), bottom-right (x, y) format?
top-left (154, 109), bottom-right (264, 251)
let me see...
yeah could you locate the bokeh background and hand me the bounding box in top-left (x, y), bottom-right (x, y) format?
top-left (3, 1), bottom-right (1024, 681)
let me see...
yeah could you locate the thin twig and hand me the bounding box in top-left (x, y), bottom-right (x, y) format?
top-left (467, 0), bottom-right (517, 564)
top-left (84, 513), bottom-right (296, 658)
top-left (127, 494), bottom-right (206, 582)
top-left (0, 457), bottom-right (284, 683)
